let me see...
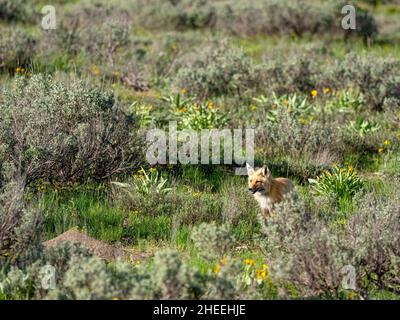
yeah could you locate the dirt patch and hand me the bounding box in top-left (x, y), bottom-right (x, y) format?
top-left (43, 228), bottom-right (151, 261)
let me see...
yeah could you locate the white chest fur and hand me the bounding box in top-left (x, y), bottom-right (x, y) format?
top-left (254, 192), bottom-right (273, 210)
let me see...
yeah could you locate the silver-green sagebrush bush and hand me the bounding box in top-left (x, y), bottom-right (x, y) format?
top-left (0, 28), bottom-right (36, 72)
top-left (346, 191), bottom-right (400, 294)
top-left (259, 191), bottom-right (400, 298)
top-left (0, 74), bottom-right (144, 184)
top-left (191, 222), bottom-right (234, 261)
top-left (132, 0), bottom-right (377, 40)
top-left (338, 53), bottom-right (400, 111)
top-left (256, 108), bottom-right (337, 179)
top-left (0, 0), bottom-right (35, 23)
top-left (175, 41), bottom-right (260, 98)
top-left (0, 242), bottom-right (251, 300)
top-left (0, 178), bottom-right (42, 267)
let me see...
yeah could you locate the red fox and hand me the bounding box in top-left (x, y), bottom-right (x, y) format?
top-left (246, 163), bottom-right (294, 217)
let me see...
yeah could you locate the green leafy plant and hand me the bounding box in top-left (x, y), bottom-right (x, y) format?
top-left (327, 90), bottom-right (364, 112)
top-left (178, 101), bottom-right (228, 130)
top-left (112, 167), bottom-right (172, 197)
top-left (162, 93), bottom-right (195, 111)
top-left (344, 117), bottom-right (381, 138)
top-left (131, 102), bottom-right (156, 128)
top-left (254, 92), bottom-right (313, 123)
top-left (309, 165), bottom-right (364, 200)
top-left (165, 94), bottom-right (228, 130)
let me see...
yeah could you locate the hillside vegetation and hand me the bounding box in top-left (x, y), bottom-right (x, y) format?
top-left (0, 0), bottom-right (399, 300)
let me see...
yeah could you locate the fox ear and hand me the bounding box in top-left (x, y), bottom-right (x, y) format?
top-left (246, 163), bottom-right (254, 176)
top-left (261, 166), bottom-right (271, 177)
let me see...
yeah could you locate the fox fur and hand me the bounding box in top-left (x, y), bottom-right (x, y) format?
top-left (246, 163), bottom-right (294, 217)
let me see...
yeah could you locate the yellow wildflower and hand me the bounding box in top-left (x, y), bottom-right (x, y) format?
top-left (348, 166), bottom-right (354, 173)
top-left (256, 269), bottom-right (268, 280)
top-left (311, 90), bottom-right (318, 98)
top-left (244, 258), bottom-right (256, 266)
top-left (378, 148), bottom-right (384, 154)
top-left (250, 105), bottom-right (257, 111)
top-left (214, 263), bottom-right (221, 274)
top-left (323, 88), bottom-right (331, 94)
top-left (15, 67), bottom-right (25, 73)
top-left (91, 65), bottom-right (100, 76)
top-left (220, 256), bottom-right (228, 266)
top-left (180, 88), bottom-right (187, 95)
top-left (383, 140), bottom-right (390, 146)
top-left (207, 101), bottom-right (214, 110)
top-left (339, 168), bottom-right (344, 173)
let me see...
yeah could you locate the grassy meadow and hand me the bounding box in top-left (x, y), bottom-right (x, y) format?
top-left (0, 0), bottom-right (400, 300)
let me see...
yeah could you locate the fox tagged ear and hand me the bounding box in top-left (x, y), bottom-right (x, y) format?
top-left (246, 163), bottom-right (254, 176)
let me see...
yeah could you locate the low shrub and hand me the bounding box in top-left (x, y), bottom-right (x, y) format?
top-left (256, 109), bottom-right (337, 180)
top-left (338, 53), bottom-right (400, 111)
top-left (82, 20), bottom-right (131, 63)
top-left (0, 243), bottom-right (265, 300)
top-left (174, 41), bottom-right (259, 98)
top-left (345, 191), bottom-right (400, 295)
top-left (191, 222), bottom-right (234, 261)
top-left (0, 75), bottom-right (144, 185)
top-left (0, 0), bottom-right (34, 22)
top-left (0, 179), bottom-right (42, 267)
top-left (133, 0), bottom-right (377, 40)
top-left (259, 189), bottom-right (400, 298)
top-left (0, 28), bottom-right (36, 72)
top-left (135, 0), bottom-right (217, 30)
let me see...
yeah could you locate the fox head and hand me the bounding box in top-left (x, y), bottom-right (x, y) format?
top-left (246, 163), bottom-right (272, 195)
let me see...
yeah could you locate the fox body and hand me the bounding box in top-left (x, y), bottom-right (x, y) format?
top-left (246, 163), bottom-right (294, 217)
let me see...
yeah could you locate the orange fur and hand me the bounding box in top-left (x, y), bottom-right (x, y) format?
top-left (246, 163), bottom-right (294, 217)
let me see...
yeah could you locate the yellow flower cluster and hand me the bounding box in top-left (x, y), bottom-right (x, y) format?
top-left (311, 90), bottom-right (318, 98)
top-left (15, 67), bottom-right (25, 73)
top-left (214, 256), bottom-right (228, 274)
top-left (243, 258), bottom-right (269, 281)
top-left (256, 264), bottom-right (269, 280)
top-left (244, 258), bottom-right (256, 266)
top-left (311, 88), bottom-right (331, 98)
top-left (378, 140), bottom-right (391, 154)
top-left (324, 165), bottom-right (355, 178)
